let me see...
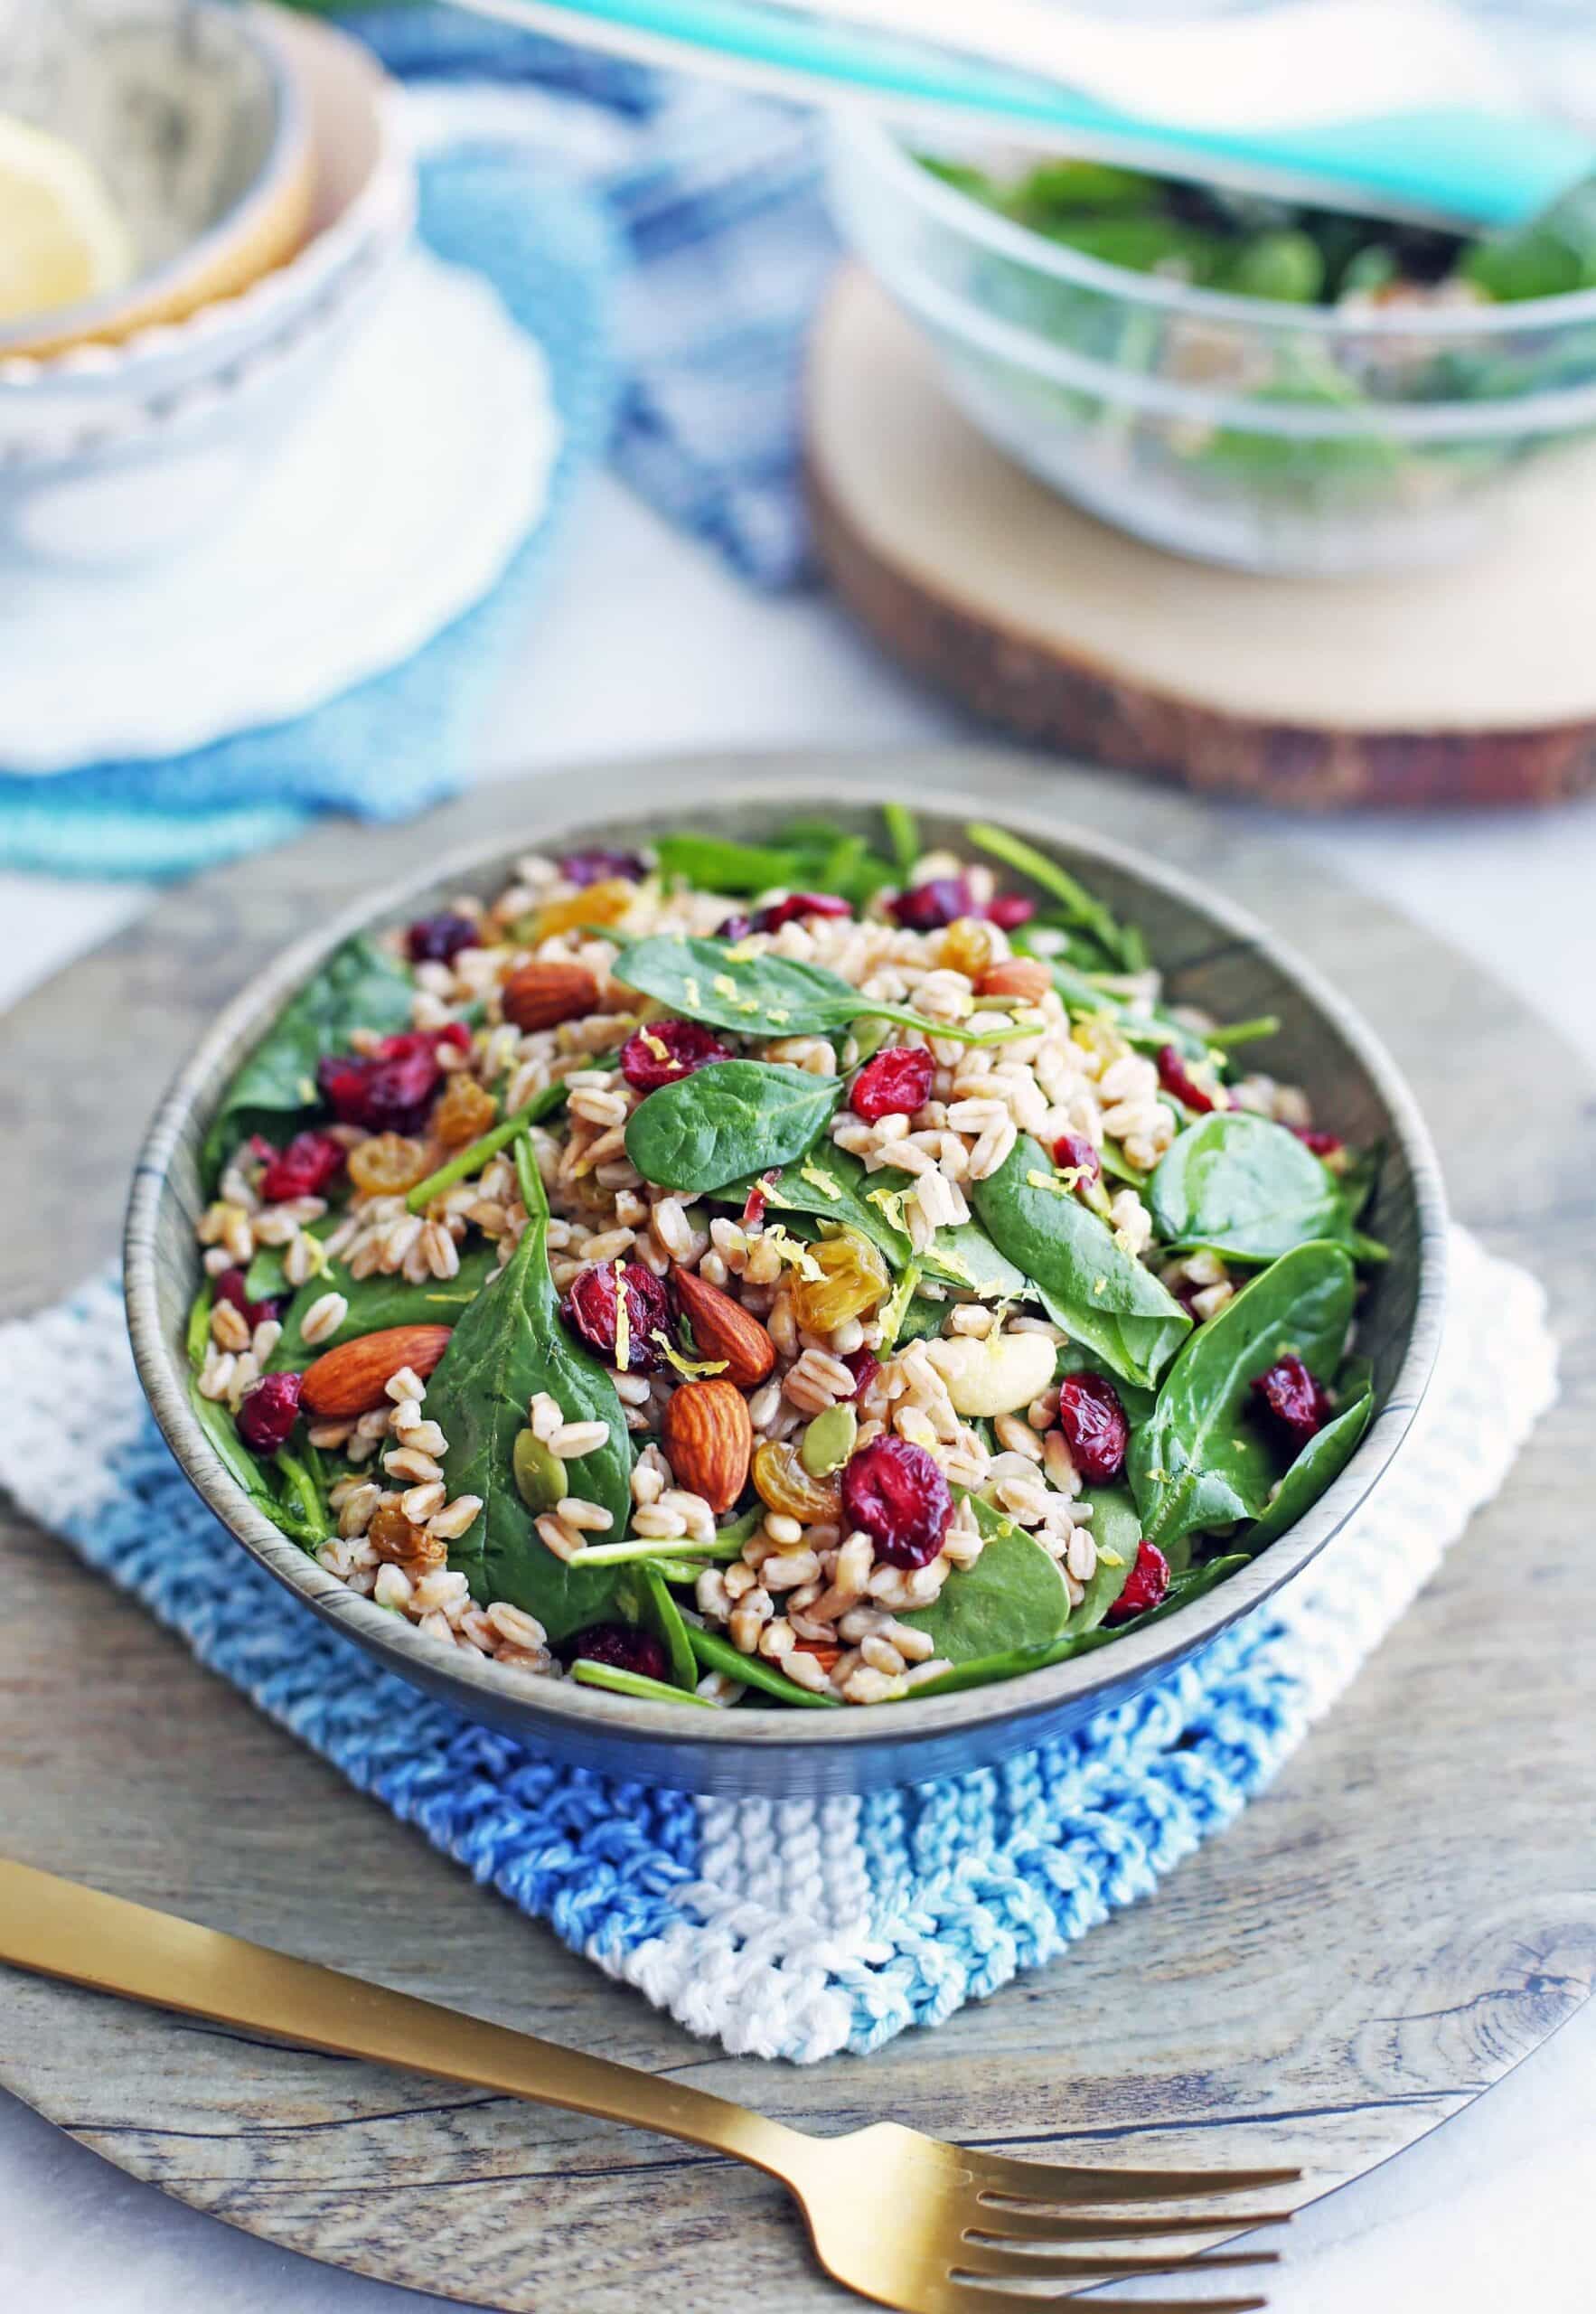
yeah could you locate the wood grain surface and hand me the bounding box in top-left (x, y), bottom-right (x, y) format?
top-left (1, 750), bottom-right (1592, 2314)
top-left (806, 273), bottom-right (1596, 808)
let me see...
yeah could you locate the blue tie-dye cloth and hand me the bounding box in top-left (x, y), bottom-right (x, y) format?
top-left (0, 1235), bottom-right (1556, 2058)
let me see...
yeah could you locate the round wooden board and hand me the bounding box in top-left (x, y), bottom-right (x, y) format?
top-left (806, 270), bottom-right (1596, 809)
top-left (2, 750), bottom-right (1592, 2313)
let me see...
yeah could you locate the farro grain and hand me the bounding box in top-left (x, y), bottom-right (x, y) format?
top-left (427, 1493), bottom-right (483, 1541)
top-left (550, 1418), bottom-right (610, 1459)
top-left (384, 1446), bottom-right (443, 1485)
top-left (400, 1481), bottom-right (446, 1525)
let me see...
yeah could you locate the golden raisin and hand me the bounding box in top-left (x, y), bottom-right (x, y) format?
top-left (938, 916), bottom-right (996, 981)
top-left (790, 1229), bottom-right (891, 1333)
top-left (526, 878), bottom-right (637, 942)
top-left (753, 1438), bottom-right (840, 1525)
top-left (434, 1074), bottom-right (497, 1148)
top-left (348, 1133), bottom-right (430, 1197)
top-left (369, 1506), bottom-right (446, 1569)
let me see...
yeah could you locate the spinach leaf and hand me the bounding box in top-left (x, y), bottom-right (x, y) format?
top-left (894, 1637), bottom-right (1075, 1698)
top-left (615, 1563), bottom-right (699, 1690)
top-left (571, 1661), bottom-right (718, 1707)
top-left (971, 1134), bottom-right (1190, 1389)
top-left (896, 1547), bottom-right (1254, 1697)
top-left (654, 828), bottom-right (897, 908)
top-left (189, 1376), bottom-right (273, 1506)
top-left (404, 1077), bottom-right (576, 1214)
top-left (1338, 1140), bottom-right (1384, 1225)
top-left (268, 1244), bottom-right (499, 1369)
top-left (731, 1142), bottom-right (1028, 1299)
top-left (655, 832), bottom-right (812, 896)
top-left (883, 802), bottom-right (919, 880)
top-left (685, 1623), bottom-right (842, 1707)
top-left (624, 1061), bottom-right (841, 1193)
top-left (202, 936), bottom-right (413, 1181)
top-left (965, 822), bottom-right (1141, 971)
top-left (1028, 952), bottom-right (1209, 1062)
top-left (1067, 1484), bottom-right (1141, 1630)
top-left (897, 1294), bottom-right (952, 1344)
top-left (613, 936), bottom-right (1032, 1048)
top-left (897, 1494), bottom-right (1071, 1663)
top-left (1128, 1240), bottom-right (1357, 1551)
top-left (1150, 1112), bottom-right (1375, 1265)
top-left (424, 1141), bottom-right (631, 1641)
top-left (1245, 1378), bottom-right (1375, 1549)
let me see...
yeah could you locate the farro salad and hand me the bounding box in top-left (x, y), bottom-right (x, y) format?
top-left (187, 812), bottom-right (1385, 1712)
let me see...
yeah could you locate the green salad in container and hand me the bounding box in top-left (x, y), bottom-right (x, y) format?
top-left (188, 810), bottom-right (1385, 1712)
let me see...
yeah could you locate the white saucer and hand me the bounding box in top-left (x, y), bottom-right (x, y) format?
top-left (0, 246), bottom-right (558, 773)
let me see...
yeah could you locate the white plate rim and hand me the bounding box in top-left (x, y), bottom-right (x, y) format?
top-left (0, 248), bottom-right (559, 773)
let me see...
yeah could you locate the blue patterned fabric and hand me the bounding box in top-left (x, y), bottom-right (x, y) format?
top-left (362, 6), bottom-right (831, 588)
top-left (0, 1237), bottom-right (1554, 2058)
top-left (0, 154), bottom-right (620, 879)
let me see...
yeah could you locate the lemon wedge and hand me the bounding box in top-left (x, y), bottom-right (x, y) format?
top-left (0, 113), bottom-right (136, 331)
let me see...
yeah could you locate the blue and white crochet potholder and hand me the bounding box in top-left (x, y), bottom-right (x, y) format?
top-left (0, 1228), bottom-right (1555, 2063)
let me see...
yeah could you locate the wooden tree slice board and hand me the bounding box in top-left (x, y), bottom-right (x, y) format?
top-left (2, 751), bottom-right (1593, 2314)
top-left (806, 270), bottom-right (1596, 808)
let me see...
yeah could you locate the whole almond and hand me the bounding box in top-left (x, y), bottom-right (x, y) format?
top-left (671, 1266), bottom-right (776, 1388)
top-left (977, 957), bottom-right (1052, 1004)
top-left (300, 1323), bottom-right (454, 1418)
top-left (501, 959), bottom-right (600, 1033)
top-left (661, 1377), bottom-right (753, 1514)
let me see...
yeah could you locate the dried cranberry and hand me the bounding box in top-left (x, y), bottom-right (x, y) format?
top-left (1156, 1044), bottom-right (1228, 1115)
top-left (751, 892), bottom-right (853, 933)
top-left (841, 1348), bottom-right (879, 1402)
top-left (317, 1055), bottom-right (372, 1124)
top-left (889, 876), bottom-right (973, 933)
top-left (619, 1019), bottom-right (730, 1093)
top-left (319, 1033), bottom-right (443, 1134)
top-left (716, 912), bottom-right (754, 943)
top-left (1050, 1132), bottom-right (1103, 1192)
top-left (258, 1129), bottom-right (345, 1205)
top-left (1292, 1127), bottom-right (1345, 1159)
top-left (565, 1623), bottom-right (669, 1682)
top-left (563, 1260), bottom-right (671, 1372)
top-left (850, 1045), bottom-right (934, 1122)
top-left (1251, 1354), bottom-right (1331, 1451)
top-left (742, 1172), bottom-right (775, 1229)
top-left (236, 1370), bottom-right (303, 1455)
top-left (405, 911), bottom-right (478, 964)
top-left (840, 1436), bottom-right (952, 1567)
top-left (1056, 1372), bottom-right (1130, 1484)
top-left (215, 1267), bottom-right (279, 1330)
top-left (559, 849), bottom-right (645, 888)
top-left (985, 894), bottom-right (1037, 931)
top-left (1106, 1539), bottom-right (1170, 1623)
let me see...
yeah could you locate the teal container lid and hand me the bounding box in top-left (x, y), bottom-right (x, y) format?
top-left (465, 0), bottom-right (1591, 229)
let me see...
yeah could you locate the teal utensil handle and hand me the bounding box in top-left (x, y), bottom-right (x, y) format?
top-left (467, 0), bottom-right (1590, 229)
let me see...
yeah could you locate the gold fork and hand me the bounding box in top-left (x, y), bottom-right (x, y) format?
top-left (0, 1859), bottom-right (1296, 2311)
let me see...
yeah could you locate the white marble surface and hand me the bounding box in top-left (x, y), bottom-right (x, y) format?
top-left (3, 477), bottom-right (1593, 2310)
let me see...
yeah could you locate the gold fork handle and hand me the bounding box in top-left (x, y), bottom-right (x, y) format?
top-left (0, 1859), bottom-right (794, 2172)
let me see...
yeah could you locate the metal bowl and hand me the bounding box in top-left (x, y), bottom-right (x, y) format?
top-left (125, 778), bottom-right (1448, 1794)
